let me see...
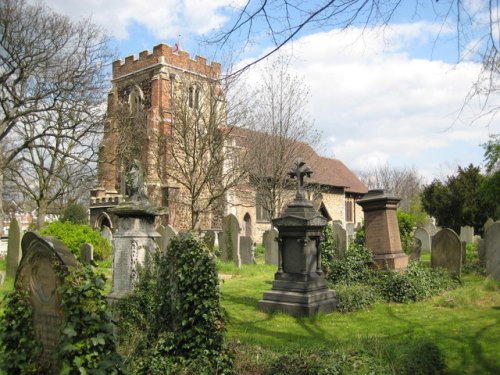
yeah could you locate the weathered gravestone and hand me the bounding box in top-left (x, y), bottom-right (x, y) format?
top-left (80, 243), bottom-right (96, 266)
top-left (414, 227), bottom-right (431, 252)
top-left (357, 190), bottom-right (408, 270)
top-left (15, 232), bottom-right (79, 373)
top-left (477, 238), bottom-right (486, 265)
top-left (425, 222), bottom-right (438, 237)
top-left (203, 230), bottom-right (216, 252)
top-left (263, 228), bottom-right (279, 265)
top-left (331, 222), bottom-right (348, 258)
top-left (484, 218), bottom-right (495, 233)
top-left (431, 228), bottom-right (462, 277)
top-left (484, 221), bottom-right (500, 280)
top-left (0, 271), bottom-right (4, 286)
top-left (101, 225), bottom-right (113, 243)
top-left (461, 241), bottom-right (467, 265)
top-left (221, 214), bottom-right (241, 267)
top-left (6, 217), bottom-right (22, 278)
top-left (240, 236), bottom-right (255, 264)
top-left (409, 237), bottom-right (422, 262)
top-left (345, 222), bottom-right (355, 241)
top-left (460, 226), bottom-right (474, 244)
top-left (217, 231), bottom-right (224, 255)
top-left (156, 224), bottom-right (178, 253)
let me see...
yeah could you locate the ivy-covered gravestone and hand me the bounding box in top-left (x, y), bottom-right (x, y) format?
top-left (0, 232), bottom-right (123, 374)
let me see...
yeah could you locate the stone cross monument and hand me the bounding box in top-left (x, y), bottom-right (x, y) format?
top-left (257, 159), bottom-right (336, 317)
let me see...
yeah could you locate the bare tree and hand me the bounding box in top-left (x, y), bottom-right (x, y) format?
top-left (5, 106), bottom-right (100, 227)
top-left (242, 58), bottom-right (320, 220)
top-left (165, 75), bottom-right (247, 230)
top-left (357, 164), bottom-right (423, 212)
top-left (0, 0), bottom-right (112, 232)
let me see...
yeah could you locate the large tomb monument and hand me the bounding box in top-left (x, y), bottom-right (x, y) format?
top-left (108, 159), bottom-right (166, 300)
top-left (357, 190), bottom-right (408, 270)
top-left (257, 159), bottom-right (336, 317)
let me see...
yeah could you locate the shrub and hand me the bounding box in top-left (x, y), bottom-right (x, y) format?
top-left (61, 203), bottom-right (88, 225)
top-left (321, 224), bottom-right (336, 274)
top-left (398, 341), bottom-right (446, 375)
top-left (380, 262), bottom-right (457, 303)
top-left (39, 221), bottom-right (112, 261)
top-left (326, 242), bottom-right (376, 285)
top-left (397, 211), bottom-right (416, 254)
top-left (335, 283), bottom-right (380, 313)
top-left (117, 233), bottom-right (233, 374)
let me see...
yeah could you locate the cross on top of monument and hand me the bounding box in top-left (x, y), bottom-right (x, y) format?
top-left (288, 158), bottom-right (313, 199)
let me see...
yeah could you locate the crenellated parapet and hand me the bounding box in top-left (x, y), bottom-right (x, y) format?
top-left (112, 43), bottom-right (221, 79)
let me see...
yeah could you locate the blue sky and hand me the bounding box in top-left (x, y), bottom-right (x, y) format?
top-left (42, 0), bottom-right (499, 182)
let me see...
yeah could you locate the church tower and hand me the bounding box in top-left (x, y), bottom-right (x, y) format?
top-left (91, 44), bottom-right (221, 231)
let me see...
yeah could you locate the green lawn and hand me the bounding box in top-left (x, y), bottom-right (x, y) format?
top-left (219, 261), bottom-right (500, 374)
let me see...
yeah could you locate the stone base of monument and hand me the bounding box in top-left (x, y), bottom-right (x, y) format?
top-left (257, 272), bottom-right (337, 317)
top-left (373, 251), bottom-right (409, 270)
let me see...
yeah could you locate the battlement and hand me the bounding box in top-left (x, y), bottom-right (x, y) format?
top-left (112, 43), bottom-right (221, 79)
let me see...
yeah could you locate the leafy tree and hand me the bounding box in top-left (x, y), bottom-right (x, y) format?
top-left (61, 204), bottom-right (89, 225)
top-left (421, 164), bottom-right (492, 234)
top-left (482, 134), bottom-right (500, 173)
top-left (397, 210), bottom-right (416, 254)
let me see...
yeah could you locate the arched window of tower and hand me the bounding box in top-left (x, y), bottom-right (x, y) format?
top-left (128, 85), bottom-right (144, 113)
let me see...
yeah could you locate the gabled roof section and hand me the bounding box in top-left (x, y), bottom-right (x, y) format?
top-left (231, 127), bottom-right (368, 195)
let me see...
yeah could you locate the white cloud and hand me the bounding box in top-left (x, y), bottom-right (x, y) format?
top-left (273, 24), bottom-right (500, 178)
top-left (41, 0), bottom-right (241, 40)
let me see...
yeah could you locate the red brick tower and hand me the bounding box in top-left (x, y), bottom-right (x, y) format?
top-left (91, 44), bottom-right (221, 230)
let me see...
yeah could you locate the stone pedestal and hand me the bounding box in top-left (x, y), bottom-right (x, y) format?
top-left (357, 190), bottom-right (408, 270)
top-left (257, 195), bottom-right (336, 317)
top-left (107, 203), bottom-right (163, 300)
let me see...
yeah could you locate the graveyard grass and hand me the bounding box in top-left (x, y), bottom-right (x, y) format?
top-left (219, 259), bottom-right (500, 374)
top-left (1, 257), bottom-right (499, 373)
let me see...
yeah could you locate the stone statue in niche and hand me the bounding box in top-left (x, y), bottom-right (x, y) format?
top-left (126, 159), bottom-right (148, 202)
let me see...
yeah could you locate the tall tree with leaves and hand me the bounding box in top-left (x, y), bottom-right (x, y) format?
top-left (0, 0), bottom-right (112, 232)
top-left (421, 164), bottom-right (493, 234)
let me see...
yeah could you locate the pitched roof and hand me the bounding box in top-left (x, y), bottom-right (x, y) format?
top-left (230, 127), bottom-right (368, 194)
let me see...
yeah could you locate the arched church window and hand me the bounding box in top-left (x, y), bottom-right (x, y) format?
top-left (128, 85), bottom-right (144, 113)
top-left (188, 84), bottom-right (200, 109)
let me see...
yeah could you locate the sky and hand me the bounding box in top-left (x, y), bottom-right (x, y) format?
top-left (40, 0), bottom-right (500, 182)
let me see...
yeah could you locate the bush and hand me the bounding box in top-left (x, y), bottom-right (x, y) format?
top-left (61, 203), bottom-right (89, 225)
top-left (380, 262), bottom-right (457, 303)
top-left (117, 233), bottom-right (233, 374)
top-left (335, 284), bottom-right (380, 313)
top-left (397, 211), bottom-right (416, 254)
top-left (39, 221), bottom-right (112, 261)
top-left (326, 242), bottom-right (376, 285)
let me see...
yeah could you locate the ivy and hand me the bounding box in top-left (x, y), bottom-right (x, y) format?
top-left (57, 265), bottom-right (124, 374)
top-left (0, 288), bottom-right (42, 374)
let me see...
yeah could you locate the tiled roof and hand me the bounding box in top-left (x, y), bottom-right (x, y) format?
top-left (230, 127), bottom-right (368, 194)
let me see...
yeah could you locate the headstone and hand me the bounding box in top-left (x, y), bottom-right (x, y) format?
top-left (357, 190), bottom-right (408, 270)
top-left (101, 225), bottom-right (113, 243)
top-left (431, 228), bottom-right (462, 277)
top-left (204, 230), bottom-right (216, 251)
top-left (409, 237), bottom-right (422, 262)
top-left (15, 232), bottom-right (79, 373)
top-left (331, 222), bottom-right (348, 258)
top-left (80, 243), bottom-right (96, 266)
top-left (425, 222), bottom-right (438, 237)
top-left (156, 224), bottom-right (178, 253)
top-left (263, 228), bottom-right (279, 265)
top-left (345, 222), bottom-right (355, 241)
top-left (0, 271), bottom-right (4, 286)
top-left (414, 227), bottom-right (431, 252)
top-left (6, 217), bottom-right (22, 278)
top-left (477, 238), bottom-right (486, 265)
top-left (461, 241), bottom-right (467, 265)
top-left (484, 218), bottom-right (495, 233)
top-left (221, 214), bottom-right (241, 267)
top-left (460, 226), bottom-right (474, 244)
top-left (217, 231), bottom-right (225, 256)
top-left (484, 221), bottom-right (500, 280)
top-left (239, 236), bottom-right (255, 264)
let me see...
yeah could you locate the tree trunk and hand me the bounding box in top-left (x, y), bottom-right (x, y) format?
top-left (0, 169), bottom-right (4, 237)
top-left (37, 201), bottom-right (48, 228)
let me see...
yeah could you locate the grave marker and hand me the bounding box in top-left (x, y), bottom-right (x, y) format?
top-left (414, 227), bottom-right (431, 252)
top-left (263, 228), bottom-right (279, 265)
top-left (431, 228), bottom-right (462, 277)
top-left (484, 221), bottom-right (500, 280)
top-left (240, 236), bottom-right (255, 264)
top-left (6, 217), bottom-right (22, 278)
top-left (331, 222), bottom-right (347, 258)
top-left (221, 214), bottom-right (241, 267)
